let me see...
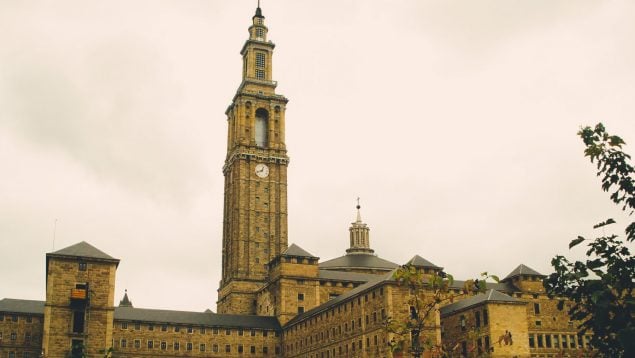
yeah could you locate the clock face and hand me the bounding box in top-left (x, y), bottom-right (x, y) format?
top-left (255, 163), bottom-right (269, 178)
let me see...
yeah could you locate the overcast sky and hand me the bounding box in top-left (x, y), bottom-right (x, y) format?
top-left (1, 0), bottom-right (634, 312)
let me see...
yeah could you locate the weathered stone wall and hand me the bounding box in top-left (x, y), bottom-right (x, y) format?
top-left (517, 292), bottom-right (594, 356)
top-left (441, 301), bottom-right (529, 358)
top-left (281, 282), bottom-right (440, 358)
top-left (112, 322), bottom-right (281, 357)
top-left (0, 313), bottom-right (43, 358)
top-left (42, 257), bottom-right (117, 358)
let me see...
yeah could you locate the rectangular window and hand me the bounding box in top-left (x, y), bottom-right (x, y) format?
top-left (121, 339), bottom-right (127, 348)
top-left (545, 335), bottom-right (552, 348)
top-left (256, 52), bottom-right (266, 68)
top-left (251, 329), bottom-right (256, 336)
top-left (134, 340), bottom-right (140, 348)
top-left (187, 342), bottom-right (193, 351)
top-left (484, 336), bottom-right (490, 350)
top-left (147, 340), bottom-right (154, 349)
top-left (569, 335), bottom-right (576, 348)
top-left (263, 346), bottom-right (268, 354)
top-left (174, 326), bottom-right (180, 332)
top-left (226, 328), bottom-right (231, 335)
top-left (561, 335), bottom-right (568, 349)
top-left (239, 329), bottom-right (244, 336)
top-left (256, 69), bottom-right (265, 80)
top-left (187, 326), bottom-right (193, 333)
top-left (160, 341), bottom-right (166, 350)
top-left (250, 346), bottom-right (256, 354)
top-left (23, 353), bottom-right (29, 358)
top-left (226, 344), bottom-right (231, 353)
top-left (529, 334), bottom-right (535, 348)
top-left (9, 353), bottom-right (15, 358)
top-left (213, 344), bottom-right (219, 352)
top-left (200, 343), bottom-right (206, 352)
top-left (134, 322), bottom-right (140, 330)
top-left (201, 327), bottom-right (206, 334)
top-left (534, 303), bottom-right (541, 314)
top-left (553, 334), bottom-right (560, 348)
top-left (72, 311), bottom-right (85, 333)
top-left (121, 322), bottom-right (128, 329)
top-left (475, 311), bottom-right (481, 328)
top-left (11, 332), bottom-right (17, 341)
top-left (298, 306), bottom-right (305, 314)
top-left (148, 324), bottom-right (154, 331)
top-left (26, 316), bottom-right (32, 323)
top-left (174, 342), bottom-right (180, 351)
top-left (12, 315), bottom-right (18, 322)
top-left (213, 328), bottom-right (219, 334)
top-left (535, 320), bottom-right (542, 326)
top-left (79, 262), bottom-right (87, 271)
top-left (460, 315), bottom-right (466, 331)
top-left (298, 293), bottom-right (304, 301)
top-left (538, 334), bottom-right (544, 348)
top-left (483, 309), bottom-right (489, 325)
top-left (161, 324), bottom-right (167, 331)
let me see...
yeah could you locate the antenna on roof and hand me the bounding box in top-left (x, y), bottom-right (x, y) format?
top-left (52, 218), bottom-right (58, 251)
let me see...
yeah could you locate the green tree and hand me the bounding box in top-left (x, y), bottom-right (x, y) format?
top-left (385, 266), bottom-right (498, 358)
top-left (544, 123), bottom-right (635, 357)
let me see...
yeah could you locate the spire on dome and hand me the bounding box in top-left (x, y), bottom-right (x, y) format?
top-left (347, 198), bottom-right (374, 255)
top-left (254, 0), bottom-right (264, 19)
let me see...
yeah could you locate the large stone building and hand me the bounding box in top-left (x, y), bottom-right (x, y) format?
top-left (1, 5), bottom-right (595, 358)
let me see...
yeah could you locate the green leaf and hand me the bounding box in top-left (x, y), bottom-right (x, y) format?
top-left (569, 236), bottom-right (585, 249)
top-left (593, 218), bottom-right (616, 229)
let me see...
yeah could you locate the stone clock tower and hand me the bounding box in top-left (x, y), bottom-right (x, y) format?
top-left (217, 5), bottom-right (289, 315)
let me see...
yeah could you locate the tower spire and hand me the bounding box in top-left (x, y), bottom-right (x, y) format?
top-left (347, 198), bottom-right (374, 254)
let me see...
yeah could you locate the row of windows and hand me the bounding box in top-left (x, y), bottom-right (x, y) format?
top-left (459, 336), bottom-right (492, 355)
top-left (116, 340), bottom-right (279, 354)
top-left (287, 310), bottom-right (387, 352)
top-left (529, 333), bottom-right (592, 350)
top-left (117, 323), bottom-right (275, 337)
top-left (458, 308), bottom-right (489, 331)
top-left (0, 332), bottom-right (38, 344)
top-left (0, 314), bottom-right (36, 323)
top-left (6, 352), bottom-right (33, 358)
top-left (288, 335), bottom-right (385, 356)
top-left (287, 287), bottom-right (385, 333)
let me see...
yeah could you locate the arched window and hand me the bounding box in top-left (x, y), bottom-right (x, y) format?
top-left (255, 108), bottom-right (269, 147)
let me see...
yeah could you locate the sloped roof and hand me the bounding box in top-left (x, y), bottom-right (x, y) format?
top-left (48, 241), bottom-right (118, 262)
top-left (503, 264), bottom-right (545, 281)
top-left (406, 255), bottom-right (442, 269)
top-left (440, 289), bottom-right (525, 317)
top-left (282, 244), bottom-right (317, 258)
top-left (319, 253), bottom-right (398, 271)
top-left (451, 280), bottom-right (519, 293)
top-left (114, 307), bottom-right (280, 330)
top-left (318, 269), bottom-right (379, 283)
top-left (0, 298), bottom-right (45, 315)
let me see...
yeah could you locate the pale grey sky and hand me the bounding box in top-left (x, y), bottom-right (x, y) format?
top-left (1, 0), bottom-right (634, 312)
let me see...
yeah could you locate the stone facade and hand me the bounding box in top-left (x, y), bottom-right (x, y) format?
top-left (218, 6), bottom-right (290, 315)
top-left (111, 323), bottom-right (280, 357)
top-left (0, 5), bottom-right (598, 358)
top-left (0, 310), bottom-right (43, 358)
